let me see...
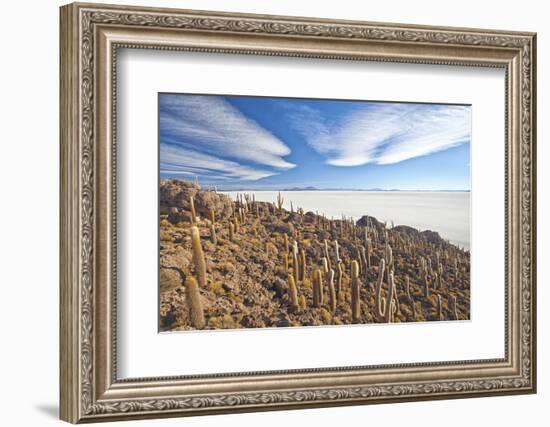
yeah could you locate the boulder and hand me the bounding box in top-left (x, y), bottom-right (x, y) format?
top-left (304, 211), bottom-right (317, 223)
top-left (240, 315), bottom-right (265, 328)
top-left (265, 221), bottom-right (294, 235)
top-left (160, 179), bottom-right (199, 207)
top-left (160, 268), bottom-right (182, 293)
top-left (194, 190), bottom-right (233, 220)
top-left (160, 246), bottom-right (191, 270)
top-left (167, 208), bottom-right (192, 225)
top-left (315, 230), bottom-right (331, 241)
top-left (393, 225), bottom-right (420, 237)
top-left (420, 230), bottom-right (445, 246)
top-left (284, 212), bottom-right (302, 223)
top-left (262, 276), bottom-right (287, 299)
top-left (160, 179), bottom-right (234, 222)
top-left (356, 215), bottom-right (382, 228)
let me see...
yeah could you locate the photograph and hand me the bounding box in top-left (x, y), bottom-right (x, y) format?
top-left (158, 93), bottom-right (471, 331)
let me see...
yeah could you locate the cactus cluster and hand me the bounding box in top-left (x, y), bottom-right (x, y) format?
top-left (159, 179), bottom-right (470, 331)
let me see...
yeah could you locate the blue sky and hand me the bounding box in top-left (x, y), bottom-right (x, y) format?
top-left (159, 93), bottom-right (471, 190)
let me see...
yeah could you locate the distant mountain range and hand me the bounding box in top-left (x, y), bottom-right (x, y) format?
top-left (217, 186), bottom-right (470, 192)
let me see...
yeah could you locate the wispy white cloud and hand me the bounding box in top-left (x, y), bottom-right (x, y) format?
top-left (289, 103), bottom-right (470, 167)
top-left (160, 95), bottom-right (295, 173)
top-left (160, 144), bottom-right (276, 181)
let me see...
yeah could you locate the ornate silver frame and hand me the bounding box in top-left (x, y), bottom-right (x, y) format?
top-left (60, 2), bottom-right (536, 423)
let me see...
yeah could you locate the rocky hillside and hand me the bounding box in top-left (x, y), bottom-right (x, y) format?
top-left (159, 179), bottom-right (470, 331)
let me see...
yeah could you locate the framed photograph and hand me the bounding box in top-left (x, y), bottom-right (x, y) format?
top-left (60, 2), bottom-right (537, 423)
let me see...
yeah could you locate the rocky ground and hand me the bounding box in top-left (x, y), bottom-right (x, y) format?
top-left (159, 179), bottom-right (470, 331)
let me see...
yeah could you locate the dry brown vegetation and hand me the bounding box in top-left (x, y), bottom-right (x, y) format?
top-left (159, 179), bottom-right (470, 331)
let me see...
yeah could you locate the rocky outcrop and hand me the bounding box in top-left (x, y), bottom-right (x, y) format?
top-left (420, 230), bottom-right (445, 246)
top-left (160, 179), bottom-right (234, 223)
top-left (393, 225), bottom-right (419, 236)
top-left (357, 215), bottom-right (383, 229)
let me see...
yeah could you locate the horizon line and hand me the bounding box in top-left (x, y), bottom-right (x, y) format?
top-left (159, 178), bottom-right (470, 193)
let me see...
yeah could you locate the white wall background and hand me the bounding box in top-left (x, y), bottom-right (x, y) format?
top-left (0, 0), bottom-right (545, 425)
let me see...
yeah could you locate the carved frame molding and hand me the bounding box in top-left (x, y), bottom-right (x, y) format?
top-left (60, 2), bottom-right (536, 423)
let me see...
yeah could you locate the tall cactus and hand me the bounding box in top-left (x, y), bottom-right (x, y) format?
top-left (190, 226), bottom-right (206, 289)
top-left (209, 208), bottom-right (215, 224)
top-left (393, 274), bottom-right (401, 316)
top-left (313, 269), bottom-right (323, 307)
top-left (409, 296), bottom-right (417, 320)
top-left (436, 294), bottom-right (443, 321)
top-left (385, 243), bottom-right (393, 270)
top-left (419, 256), bottom-right (425, 277)
top-left (321, 257), bottom-right (329, 274)
top-left (299, 293), bottom-right (307, 310)
top-left (337, 261), bottom-right (344, 296)
top-left (299, 248), bottom-right (306, 281)
top-left (424, 272), bottom-right (430, 298)
top-left (384, 271), bottom-right (396, 323)
top-left (365, 238), bottom-right (371, 268)
top-left (288, 274), bottom-right (299, 313)
top-left (454, 258), bottom-right (459, 283)
top-left (324, 240), bottom-right (332, 271)
top-left (276, 191), bottom-right (284, 212)
top-left (354, 246), bottom-right (363, 274)
top-left (422, 258), bottom-right (430, 298)
top-left (351, 260), bottom-right (361, 323)
top-left (189, 195), bottom-right (197, 224)
top-left (292, 248), bottom-right (299, 285)
top-left (240, 207), bottom-right (245, 223)
top-left (185, 275), bottom-right (205, 329)
top-left (319, 268), bottom-right (324, 304)
top-left (375, 258), bottom-right (386, 320)
top-left (405, 275), bottom-right (411, 299)
top-left (359, 245), bottom-right (368, 283)
top-left (450, 295), bottom-right (459, 320)
top-left (210, 223), bottom-right (217, 245)
top-left (327, 268), bottom-right (336, 313)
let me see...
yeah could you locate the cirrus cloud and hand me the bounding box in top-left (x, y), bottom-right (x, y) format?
top-left (289, 102), bottom-right (471, 167)
top-left (160, 143), bottom-right (277, 182)
top-left (160, 94), bottom-right (295, 182)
